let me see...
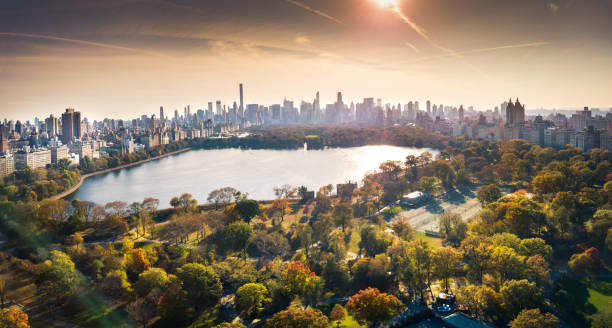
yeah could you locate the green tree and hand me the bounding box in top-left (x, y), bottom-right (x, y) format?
top-left (236, 283), bottom-right (270, 318)
top-left (359, 226), bottom-right (392, 257)
top-left (225, 221), bottom-right (253, 254)
top-left (476, 184), bottom-right (503, 206)
top-left (38, 250), bottom-right (80, 305)
top-left (457, 284), bottom-right (501, 320)
top-left (417, 176), bottom-right (438, 194)
top-left (234, 199), bottom-right (262, 222)
top-left (333, 202), bottom-right (353, 233)
top-left (134, 268), bottom-right (170, 296)
top-left (176, 263), bottom-right (222, 311)
top-left (489, 246), bottom-right (525, 286)
top-left (346, 287), bottom-right (403, 325)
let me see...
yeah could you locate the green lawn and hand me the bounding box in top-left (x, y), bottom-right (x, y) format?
top-left (586, 278), bottom-right (612, 312)
top-left (328, 314), bottom-right (365, 328)
top-left (553, 276), bottom-right (612, 327)
top-left (413, 231), bottom-right (442, 248)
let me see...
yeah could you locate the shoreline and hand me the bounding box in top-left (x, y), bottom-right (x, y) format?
top-left (50, 148), bottom-right (192, 200)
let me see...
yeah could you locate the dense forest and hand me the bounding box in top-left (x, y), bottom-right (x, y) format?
top-left (0, 126), bottom-right (611, 328)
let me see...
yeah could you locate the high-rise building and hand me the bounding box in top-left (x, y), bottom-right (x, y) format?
top-left (239, 83), bottom-right (244, 120)
top-left (0, 131), bottom-right (9, 154)
top-left (160, 106), bottom-right (164, 121)
top-left (505, 98), bottom-right (525, 125)
top-left (45, 115), bottom-right (59, 137)
top-left (61, 108), bottom-right (81, 144)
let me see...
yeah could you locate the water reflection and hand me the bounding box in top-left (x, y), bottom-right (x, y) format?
top-left (70, 145), bottom-right (437, 206)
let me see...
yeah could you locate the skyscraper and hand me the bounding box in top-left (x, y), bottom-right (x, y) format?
top-left (0, 131), bottom-right (8, 154)
top-left (160, 106), bottom-right (164, 121)
top-left (61, 108), bottom-right (81, 144)
top-left (239, 83), bottom-right (244, 120)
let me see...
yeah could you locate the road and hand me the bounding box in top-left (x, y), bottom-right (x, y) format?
top-left (391, 188), bottom-right (482, 232)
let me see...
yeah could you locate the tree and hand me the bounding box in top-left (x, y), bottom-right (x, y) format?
top-left (518, 238), bottom-right (552, 260)
top-left (0, 307), bottom-right (30, 328)
top-left (214, 323), bottom-right (246, 328)
top-left (134, 268), bottom-right (170, 296)
top-left (568, 247), bottom-right (602, 275)
top-left (433, 160), bottom-right (456, 188)
top-left (589, 310), bottom-right (612, 328)
top-left (236, 283), bottom-right (270, 318)
top-left (417, 176), bottom-right (438, 194)
top-left (274, 184), bottom-right (297, 199)
top-left (126, 248), bottom-right (151, 278)
top-left (264, 307), bottom-right (328, 328)
top-left (432, 247), bottom-right (462, 293)
top-left (489, 246), bottom-right (525, 286)
top-left (101, 270), bottom-right (132, 300)
top-left (391, 216), bottom-right (414, 240)
top-left (126, 291), bottom-right (160, 328)
top-left (176, 263), bottom-right (222, 311)
top-left (476, 184), bottom-right (503, 206)
top-left (329, 304), bottom-right (347, 321)
top-left (351, 256), bottom-right (391, 292)
top-left (405, 240), bottom-right (433, 302)
top-left (280, 261), bottom-right (322, 299)
top-left (208, 187), bottom-right (238, 209)
top-left (346, 287), bottom-right (403, 325)
top-left (0, 275), bottom-right (7, 308)
top-left (457, 285), bottom-right (501, 320)
top-left (460, 236), bottom-right (491, 284)
top-left (332, 202), bottom-right (353, 232)
top-left (359, 226), bottom-right (392, 257)
top-left (510, 309), bottom-right (560, 328)
top-left (38, 250), bottom-right (80, 305)
top-left (225, 221), bottom-right (253, 254)
top-left (271, 198), bottom-right (292, 222)
top-left (438, 212), bottom-right (467, 247)
top-left (532, 170), bottom-right (566, 195)
top-left (65, 232), bottom-right (84, 249)
top-left (500, 280), bottom-right (543, 320)
top-left (157, 283), bottom-right (193, 326)
top-left (525, 255), bottom-right (550, 286)
top-left (234, 199), bottom-right (262, 222)
top-left (177, 193), bottom-right (197, 212)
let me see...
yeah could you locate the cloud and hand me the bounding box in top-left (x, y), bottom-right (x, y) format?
top-left (285, 0), bottom-right (345, 25)
top-left (295, 35), bottom-right (312, 46)
top-left (548, 2), bottom-right (560, 14)
top-left (0, 32), bottom-right (163, 56)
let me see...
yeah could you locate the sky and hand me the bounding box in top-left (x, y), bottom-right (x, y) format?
top-left (1, 0), bottom-right (612, 121)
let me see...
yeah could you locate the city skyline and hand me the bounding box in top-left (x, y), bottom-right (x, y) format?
top-left (2, 0), bottom-right (612, 120)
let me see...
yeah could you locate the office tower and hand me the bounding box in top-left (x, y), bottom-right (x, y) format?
top-left (426, 100), bottom-right (431, 115)
top-left (0, 131), bottom-right (8, 154)
top-left (239, 83), bottom-right (244, 119)
top-left (174, 110), bottom-right (179, 121)
top-left (160, 106), bottom-right (164, 121)
top-left (61, 108), bottom-right (81, 144)
top-left (216, 101), bottom-right (222, 115)
top-left (459, 105), bottom-right (465, 122)
top-left (45, 114), bottom-right (58, 137)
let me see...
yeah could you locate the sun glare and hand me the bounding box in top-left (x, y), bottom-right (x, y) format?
top-left (375, 0), bottom-right (399, 8)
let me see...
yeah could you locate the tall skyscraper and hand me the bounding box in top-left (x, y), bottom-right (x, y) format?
top-left (0, 131), bottom-right (8, 154)
top-left (239, 83), bottom-right (244, 120)
top-left (61, 108), bottom-right (81, 144)
top-left (159, 106), bottom-right (164, 121)
top-left (45, 114), bottom-right (58, 137)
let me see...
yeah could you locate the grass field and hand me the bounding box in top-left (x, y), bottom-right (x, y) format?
top-left (328, 314), bottom-right (365, 328)
top-left (553, 276), bottom-right (612, 327)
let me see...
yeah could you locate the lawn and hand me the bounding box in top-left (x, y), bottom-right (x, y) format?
top-left (328, 314), bottom-right (365, 328)
top-left (413, 231), bottom-right (442, 248)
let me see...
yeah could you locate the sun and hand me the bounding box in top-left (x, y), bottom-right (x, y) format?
top-left (374, 0), bottom-right (399, 8)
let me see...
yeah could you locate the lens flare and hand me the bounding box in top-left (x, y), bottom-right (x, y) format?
top-left (375, 0), bottom-right (399, 8)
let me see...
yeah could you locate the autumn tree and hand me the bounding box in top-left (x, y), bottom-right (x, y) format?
top-left (134, 268), bottom-right (170, 296)
top-left (225, 221), bottom-right (253, 254)
top-left (346, 287), bottom-right (403, 325)
top-left (457, 285), bottom-right (501, 320)
top-left (207, 187), bottom-right (238, 209)
top-left (264, 307), bottom-right (328, 328)
top-left (271, 198), bottom-right (292, 222)
top-left (500, 279), bottom-right (543, 320)
top-left (333, 202), bottom-right (353, 232)
top-left (391, 216), bottom-right (414, 241)
top-left (438, 212), bottom-right (467, 247)
top-left (432, 246), bottom-right (462, 293)
top-left (0, 307), bottom-right (30, 328)
top-left (510, 308), bottom-right (560, 328)
top-left (460, 236), bottom-right (491, 284)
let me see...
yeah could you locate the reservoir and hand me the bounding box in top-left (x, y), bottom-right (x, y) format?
top-left (69, 145), bottom-right (437, 206)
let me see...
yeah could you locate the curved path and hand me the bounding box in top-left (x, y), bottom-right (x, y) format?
top-left (51, 148), bottom-right (191, 200)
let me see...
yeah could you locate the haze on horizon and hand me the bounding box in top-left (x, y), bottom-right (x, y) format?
top-left (1, 0), bottom-right (611, 121)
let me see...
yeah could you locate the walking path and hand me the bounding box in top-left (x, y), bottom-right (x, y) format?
top-left (50, 148), bottom-right (191, 200)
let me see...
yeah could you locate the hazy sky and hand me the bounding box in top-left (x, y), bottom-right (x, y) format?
top-left (1, 0), bottom-right (612, 121)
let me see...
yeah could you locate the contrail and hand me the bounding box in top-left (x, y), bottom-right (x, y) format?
top-left (391, 6), bottom-right (460, 58)
top-left (405, 41), bottom-right (552, 64)
top-left (285, 0), bottom-right (345, 25)
top-left (0, 32), bottom-right (161, 56)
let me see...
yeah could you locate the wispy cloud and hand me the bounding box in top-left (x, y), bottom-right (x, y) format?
top-left (548, 2), bottom-right (560, 14)
top-left (405, 42), bottom-right (419, 53)
top-left (295, 35), bottom-right (312, 46)
top-left (0, 32), bottom-right (162, 56)
top-left (285, 0), bottom-right (345, 25)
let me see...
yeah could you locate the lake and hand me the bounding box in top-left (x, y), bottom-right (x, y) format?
top-left (69, 145), bottom-right (437, 206)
